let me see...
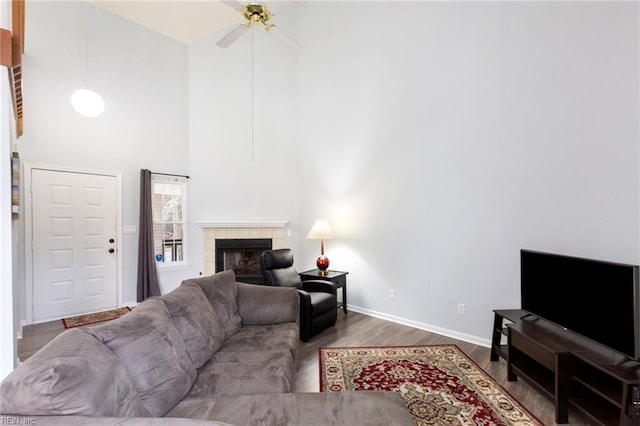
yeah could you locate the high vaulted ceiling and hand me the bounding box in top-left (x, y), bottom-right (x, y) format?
top-left (90, 1), bottom-right (243, 44)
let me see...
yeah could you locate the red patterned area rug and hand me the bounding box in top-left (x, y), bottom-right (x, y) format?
top-left (62, 307), bottom-right (131, 329)
top-left (319, 345), bottom-right (542, 426)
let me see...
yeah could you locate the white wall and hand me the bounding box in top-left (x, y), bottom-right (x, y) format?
top-left (186, 17), bottom-right (301, 275)
top-left (1, 0), bottom-right (17, 380)
top-left (0, 71), bottom-right (16, 380)
top-left (10, 1), bottom-right (640, 352)
top-left (295, 2), bottom-right (640, 344)
top-left (18, 1), bottom-right (190, 313)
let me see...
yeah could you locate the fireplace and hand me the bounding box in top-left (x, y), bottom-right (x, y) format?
top-left (197, 221), bottom-right (287, 278)
top-left (215, 239), bottom-right (272, 284)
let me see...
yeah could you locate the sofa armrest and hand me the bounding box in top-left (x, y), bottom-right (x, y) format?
top-left (301, 279), bottom-right (337, 295)
top-left (237, 283), bottom-right (299, 325)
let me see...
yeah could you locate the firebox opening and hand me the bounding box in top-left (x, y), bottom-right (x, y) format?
top-left (215, 239), bottom-right (272, 284)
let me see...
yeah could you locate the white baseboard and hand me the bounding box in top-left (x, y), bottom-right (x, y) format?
top-left (347, 305), bottom-right (492, 349)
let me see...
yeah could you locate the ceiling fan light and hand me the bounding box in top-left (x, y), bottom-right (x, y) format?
top-left (71, 89), bottom-right (105, 118)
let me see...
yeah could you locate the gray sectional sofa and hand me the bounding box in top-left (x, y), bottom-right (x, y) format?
top-left (0, 270), bottom-right (413, 425)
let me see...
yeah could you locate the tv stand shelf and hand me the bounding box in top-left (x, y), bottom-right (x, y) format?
top-left (491, 309), bottom-right (640, 425)
top-left (570, 351), bottom-right (640, 425)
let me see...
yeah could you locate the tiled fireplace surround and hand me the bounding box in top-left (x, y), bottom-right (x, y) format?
top-left (198, 222), bottom-right (287, 277)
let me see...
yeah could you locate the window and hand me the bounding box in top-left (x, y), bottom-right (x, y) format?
top-left (152, 176), bottom-right (187, 267)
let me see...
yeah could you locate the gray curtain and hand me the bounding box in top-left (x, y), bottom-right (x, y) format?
top-left (137, 169), bottom-right (160, 301)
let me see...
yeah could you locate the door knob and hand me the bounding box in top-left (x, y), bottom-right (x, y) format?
top-left (108, 248), bottom-right (115, 253)
top-left (109, 238), bottom-right (115, 243)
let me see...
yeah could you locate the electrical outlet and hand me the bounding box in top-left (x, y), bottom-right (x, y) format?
top-left (457, 304), bottom-right (466, 315)
top-left (389, 289), bottom-right (396, 301)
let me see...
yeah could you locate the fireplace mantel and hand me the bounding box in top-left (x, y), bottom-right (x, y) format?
top-left (196, 221), bottom-right (288, 228)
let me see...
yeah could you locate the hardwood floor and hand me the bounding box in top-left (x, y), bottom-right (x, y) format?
top-left (18, 310), bottom-right (592, 425)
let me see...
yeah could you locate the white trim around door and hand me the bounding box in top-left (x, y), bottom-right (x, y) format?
top-left (24, 164), bottom-right (123, 324)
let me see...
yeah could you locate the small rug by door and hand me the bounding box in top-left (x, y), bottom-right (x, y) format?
top-left (62, 307), bottom-right (131, 329)
top-left (319, 345), bottom-right (542, 426)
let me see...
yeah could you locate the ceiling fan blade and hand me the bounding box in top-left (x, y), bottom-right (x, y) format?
top-left (217, 24), bottom-right (250, 48)
top-left (220, 0), bottom-right (244, 11)
top-left (265, 24), bottom-right (303, 54)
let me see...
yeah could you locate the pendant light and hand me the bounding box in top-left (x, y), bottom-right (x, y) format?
top-left (71, 2), bottom-right (104, 118)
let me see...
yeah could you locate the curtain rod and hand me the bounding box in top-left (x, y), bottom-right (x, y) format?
top-left (150, 171), bottom-right (190, 179)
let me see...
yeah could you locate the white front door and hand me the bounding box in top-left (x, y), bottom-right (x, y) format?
top-left (31, 169), bottom-right (118, 322)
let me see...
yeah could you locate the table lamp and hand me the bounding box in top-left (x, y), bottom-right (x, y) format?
top-left (306, 220), bottom-right (335, 275)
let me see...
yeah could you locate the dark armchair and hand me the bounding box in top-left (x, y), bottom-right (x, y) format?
top-left (260, 249), bottom-right (337, 341)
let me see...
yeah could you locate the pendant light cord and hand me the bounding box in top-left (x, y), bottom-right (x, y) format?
top-left (71, 2), bottom-right (105, 118)
top-left (84, 2), bottom-right (89, 89)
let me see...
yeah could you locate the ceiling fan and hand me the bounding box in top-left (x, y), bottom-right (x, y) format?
top-left (217, 1), bottom-right (303, 54)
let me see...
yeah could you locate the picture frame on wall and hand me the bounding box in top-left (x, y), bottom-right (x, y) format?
top-left (11, 152), bottom-right (19, 219)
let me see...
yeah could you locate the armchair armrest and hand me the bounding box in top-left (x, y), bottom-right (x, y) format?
top-left (301, 279), bottom-right (337, 295)
top-left (237, 283), bottom-right (299, 325)
top-left (297, 289), bottom-right (312, 308)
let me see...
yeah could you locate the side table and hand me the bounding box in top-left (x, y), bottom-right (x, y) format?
top-left (299, 269), bottom-right (348, 313)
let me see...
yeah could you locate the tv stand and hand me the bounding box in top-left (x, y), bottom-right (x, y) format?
top-left (492, 309), bottom-right (640, 425)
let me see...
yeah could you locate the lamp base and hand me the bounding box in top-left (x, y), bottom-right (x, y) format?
top-left (316, 255), bottom-right (330, 273)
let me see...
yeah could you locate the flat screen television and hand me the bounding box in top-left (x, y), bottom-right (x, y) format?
top-left (520, 249), bottom-right (640, 361)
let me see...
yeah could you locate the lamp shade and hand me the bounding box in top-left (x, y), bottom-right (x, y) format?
top-left (306, 220), bottom-right (335, 240)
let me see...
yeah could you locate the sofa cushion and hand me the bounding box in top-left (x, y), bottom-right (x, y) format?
top-left (168, 391), bottom-right (415, 425)
top-left (0, 328), bottom-right (150, 417)
top-left (185, 349), bottom-right (294, 400)
top-left (86, 298), bottom-right (196, 417)
top-left (184, 270), bottom-right (241, 339)
top-left (160, 281), bottom-right (225, 368)
top-left (237, 282), bottom-right (299, 326)
top-left (218, 323), bottom-right (299, 365)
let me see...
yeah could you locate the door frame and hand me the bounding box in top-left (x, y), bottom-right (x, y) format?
top-left (24, 164), bottom-right (123, 324)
